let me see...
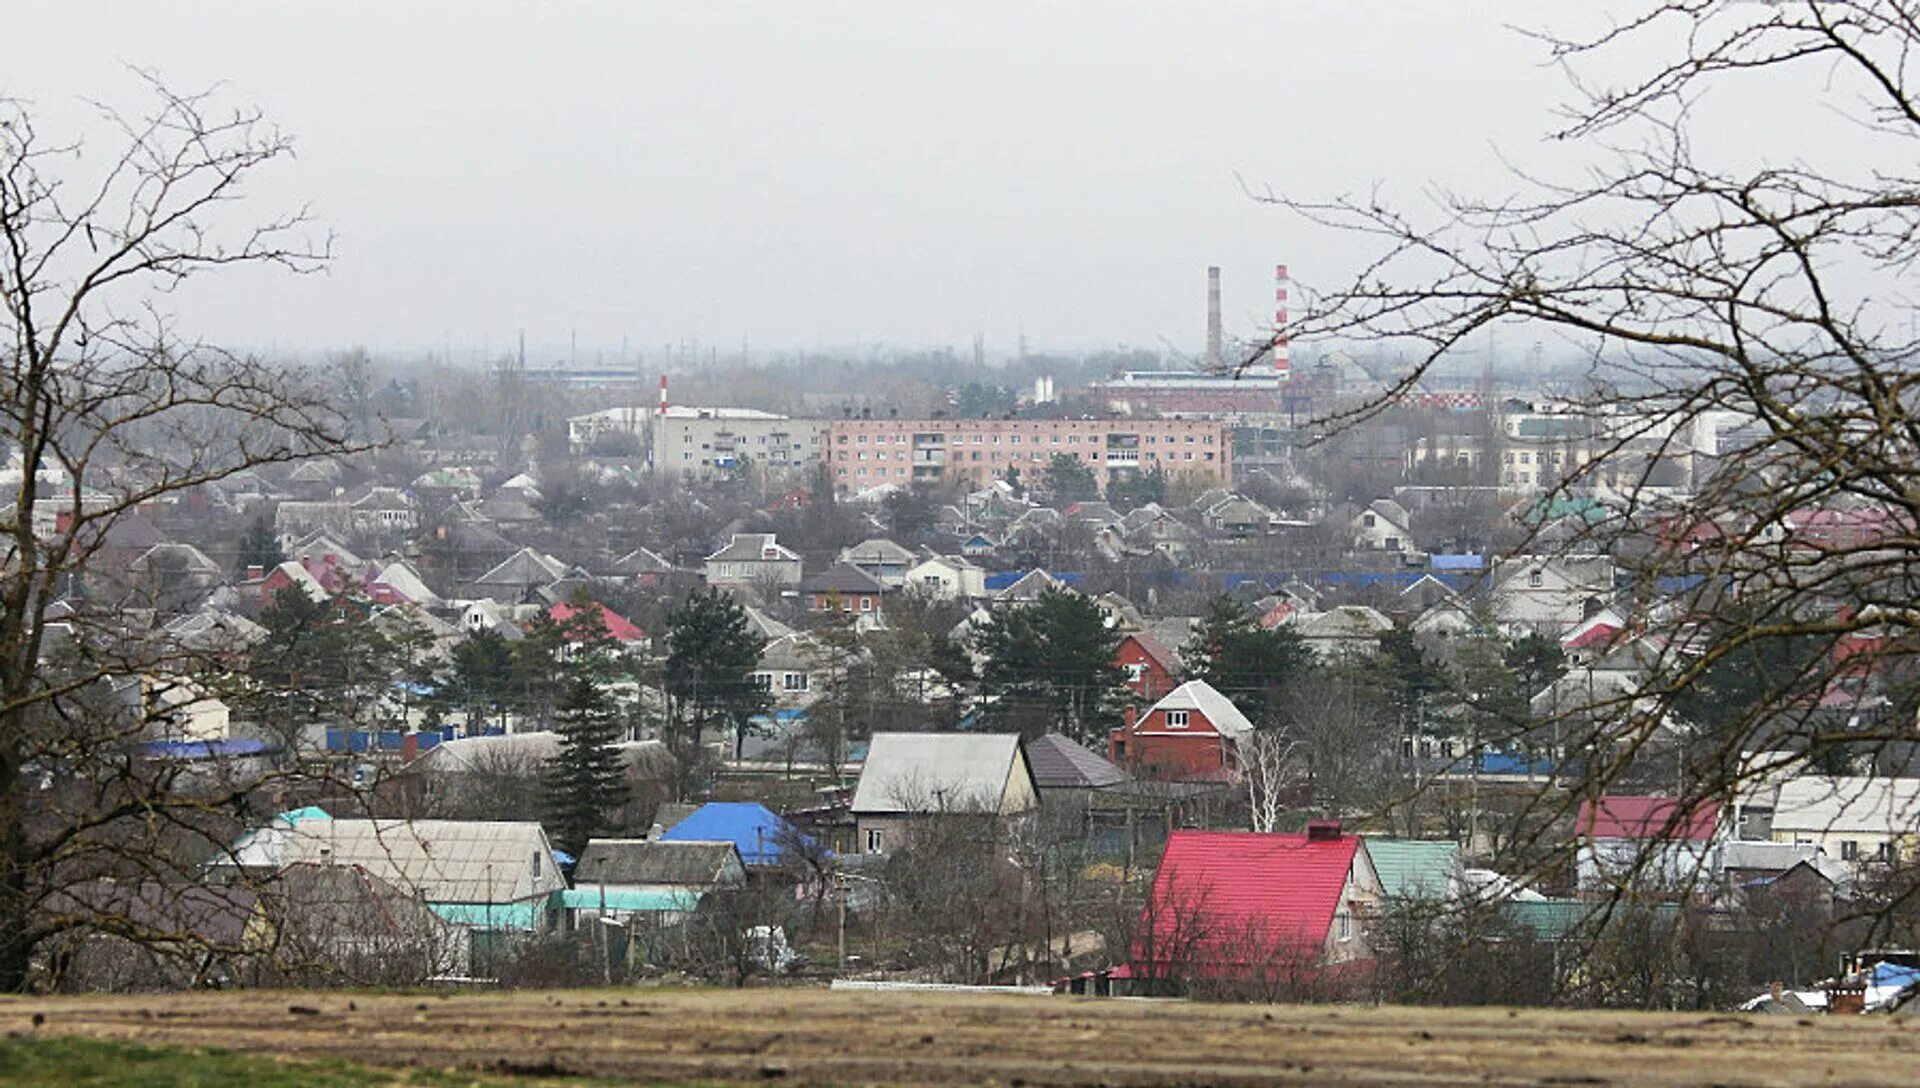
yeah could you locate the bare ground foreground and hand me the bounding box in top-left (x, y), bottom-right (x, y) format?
top-left (2, 988), bottom-right (1918, 1087)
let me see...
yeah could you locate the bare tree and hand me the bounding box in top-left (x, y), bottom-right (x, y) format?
top-left (1267, 2), bottom-right (1920, 924)
top-left (0, 77), bottom-right (360, 990)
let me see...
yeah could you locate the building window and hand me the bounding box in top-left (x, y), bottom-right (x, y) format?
top-left (866, 828), bottom-right (884, 853)
top-left (1336, 912), bottom-right (1352, 941)
top-left (783, 672), bottom-right (809, 692)
top-left (860, 597), bottom-right (873, 612)
top-left (1125, 663), bottom-right (1147, 682)
top-left (1166, 709), bottom-right (1189, 728)
top-left (1528, 570), bottom-right (1543, 588)
top-left (1842, 840), bottom-right (1859, 861)
top-left (1877, 841), bottom-right (1894, 862)
top-left (752, 672), bottom-right (773, 689)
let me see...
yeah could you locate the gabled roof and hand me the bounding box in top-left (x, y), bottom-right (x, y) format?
top-left (802, 562), bottom-right (888, 595)
top-left (1575, 796), bottom-right (1720, 842)
top-left (840, 538), bottom-right (916, 566)
top-left (657, 802), bottom-right (815, 866)
top-left (1140, 830), bottom-right (1363, 966)
top-left (1296, 605), bottom-right (1395, 641)
top-left (1119, 629), bottom-right (1183, 676)
top-left (852, 732), bottom-right (1033, 815)
top-left (705, 533), bottom-right (799, 564)
top-left (1024, 734), bottom-right (1128, 790)
top-left (1143, 680), bottom-right (1253, 739)
top-left (574, 839), bottom-right (741, 886)
top-left (367, 559), bottom-right (441, 606)
top-left (996, 568), bottom-right (1063, 602)
top-left (474, 547), bottom-right (567, 588)
top-left (222, 818), bottom-right (563, 904)
top-left (1365, 839), bottom-right (1461, 899)
top-left (548, 600), bottom-right (648, 643)
top-left (608, 546), bottom-right (673, 576)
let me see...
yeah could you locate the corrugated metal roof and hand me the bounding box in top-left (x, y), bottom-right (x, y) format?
top-left (558, 888), bottom-right (699, 913)
top-left (1024, 734), bottom-right (1128, 790)
top-left (1142, 680), bottom-right (1252, 739)
top-left (1773, 776), bottom-right (1920, 836)
top-left (657, 803), bottom-right (815, 865)
top-left (260, 820), bottom-right (563, 904)
top-left (575, 839), bottom-right (740, 885)
top-left (1365, 839), bottom-right (1460, 899)
top-left (1139, 830), bottom-right (1360, 968)
top-left (852, 732), bottom-right (1028, 814)
top-left (1575, 797), bottom-right (1720, 841)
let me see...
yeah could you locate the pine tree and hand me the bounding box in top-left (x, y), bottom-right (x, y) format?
top-left (542, 671), bottom-right (630, 857)
top-left (1184, 594), bottom-right (1312, 726)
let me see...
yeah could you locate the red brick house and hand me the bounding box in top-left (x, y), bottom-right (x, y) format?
top-left (1125, 824), bottom-right (1381, 996)
top-left (802, 562), bottom-right (888, 615)
top-left (1108, 679), bottom-right (1250, 781)
top-left (1115, 630), bottom-right (1181, 701)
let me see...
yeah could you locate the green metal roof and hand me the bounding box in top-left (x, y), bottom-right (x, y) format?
top-left (1498, 899), bottom-right (1681, 941)
top-left (559, 888), bottom-right (700, 913)
top-left (1365, 839), bottom-right (1460, 900)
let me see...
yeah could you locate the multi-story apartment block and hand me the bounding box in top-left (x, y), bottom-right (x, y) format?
top-left (821, 417), bottom-right (1232, 493)
top-left (652, 407), bottom-right (829, 480)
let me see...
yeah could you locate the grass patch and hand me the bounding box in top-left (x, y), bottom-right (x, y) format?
top-left (0, 1034), bottom-right (638, 1087)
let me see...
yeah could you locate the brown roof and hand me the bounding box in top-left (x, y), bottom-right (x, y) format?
top-left (574, 839), bottom-right (740, 886)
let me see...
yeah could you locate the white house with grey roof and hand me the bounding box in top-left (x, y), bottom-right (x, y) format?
top-left (850, 732), bottom-right (1039, 854)
top-left (704, 533), bottom-right (802, 588)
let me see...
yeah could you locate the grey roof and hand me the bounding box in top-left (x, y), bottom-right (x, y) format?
top-left (840, 538), bottom-right (916, 566)
top-left (650, 802), bottom-right (702, 836)
top-left (224, 818), bottom-right (565, 904)
top-left (1144, 680), bottom-right (1254, 739)
top-left (574, 839), bottom-right (741, 887)
top-left (1772, 776), bottom-right (1920, 836)
top-left (996, 568), bottom-right (1063, 602)
top-left (1024, 734), bottom-right (1128, 790)
top-left (758, 632), bottom-right (820, 671)
top-left (802, 562), bottom-right (887, 595)
top-left (852, 732), bottom-right (1031, 815)
top-left (1297, 605), bottom-right (1395, 640)
top-left (474, 547), bottom-right (567, 588)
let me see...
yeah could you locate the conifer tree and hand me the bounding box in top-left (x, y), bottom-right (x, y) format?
top-left (542, 671), bottom-right (630, 857)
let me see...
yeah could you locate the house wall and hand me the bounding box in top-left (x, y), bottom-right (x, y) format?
top-left (1110, 710), bottom-right (1233, 781)
top-left (1116, 639), bottom-right (1175, 700)
top-left (1576, 838), bottom-right (1717, 889)
top-left (854, 814), bottom-right (914, 855)
top-left (1770, 826), bottom-right (1915, 866)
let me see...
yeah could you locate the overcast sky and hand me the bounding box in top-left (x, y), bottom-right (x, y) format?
top-left (7, 4), bottom-right (1674, 363)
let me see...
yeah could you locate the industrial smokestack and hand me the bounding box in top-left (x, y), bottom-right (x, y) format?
top-left (1206, 266), bottom-right (1223, 371)
top-left (1274, 264), bottom-right (1292, 381)
top-left (657, 374), bottom-right (668, 415)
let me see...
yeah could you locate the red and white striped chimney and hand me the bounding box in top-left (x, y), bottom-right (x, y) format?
top-left (657, 374), bottom-right (669, 415)
top-left (1274, 264), bottom-right (1292, 381)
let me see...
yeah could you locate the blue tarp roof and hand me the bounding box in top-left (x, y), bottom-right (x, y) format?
top-left (1430, 554), bottom-right (1485, 571)
top-left (1873, 962), bottom-right (1920, 989)
top-left (658, 801), bottom-right (821, 865)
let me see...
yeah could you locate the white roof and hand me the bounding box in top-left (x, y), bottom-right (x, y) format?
top-left (662, 405), bottom-right (785, 421)
top-left (1771, 776), bottom-right (1920, 836)
top-left (1143, 679), bottom-right (1253, 739)
top-left (370, 559), bottom-right (441, 605)
top-left (225, 818), bottom-right (563, 904)
top-left (852, 732), bottom-right (1029, 815)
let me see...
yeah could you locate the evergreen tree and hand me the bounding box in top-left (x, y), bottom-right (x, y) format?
top-left (1183, 594), bottom-right (1312, 725)
top-left (975, 587), bottom-right (1125, 743)
top-left (1042, 453), bottom-right (1100, 505)
top-left (664, 588), bottom-right (771, 761)
top-left (542, 671), bottom-right (630, 857)
top-left (236, 513), bottom-right (285, 574)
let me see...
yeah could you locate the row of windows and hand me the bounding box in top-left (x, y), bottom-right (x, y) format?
top-left (835, 450), bottom-right (1211, 465)
top-left (837, 431), bottom-right (1215, 446)
top-left (751, 671), bottom-right (810, 692)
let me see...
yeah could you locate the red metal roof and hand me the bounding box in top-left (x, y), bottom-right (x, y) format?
top-left (1136, 830), bottom-right (1358, 971)
top-left (1574, 796), bottom-right (1720, 842)
top-left (548, 601), bottom-right (647, 643)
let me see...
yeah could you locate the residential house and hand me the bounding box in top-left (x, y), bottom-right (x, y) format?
top-left (755, 633), bottom-right (822, 707)
top-left (1366, 839), bottom-right (1463, 902)
top-left (1199, 493), bottom-right (1275, 536)
top-left (547, 599), bottom-right (649, 651)
top-left (216, 817), bottom-right (566, 936)
top-left (802, 562), bottom-right (888, 615)
top-left (850, 732), bottom-right (1039, 854)
top-left (1024, 733), bottom-right (1130, 841)
top-left (839, 538), bottom-right (917, 588)
top-left (1295, 605), bottom-right (1395, 659)
top-left (1770, 776), bottom-right (1920, 866)
top-left (1109, 679), bottom-right (1251, 781)
top-left (564, 839), bottom-right (744, 923)
top-left (703, 533), bottom-right (803, 589)
top-left (469, 547), bottom-right (569, 601)
top-left (349, 485), bottom-right (420, 535)
top-left (904, 554), bottom-right (988, 601)
top-left (994, 568), bottom-right (1064, 606)
top-left (1487, 554), bottom-right (1616, 637)
top-left (1352, 498), bottom-right (1415, 554)
top-left (1126, 824), bottom-right (1382, 993)
top-left (1115, 629), bottom-right (1182, 701)
top-left (658, 801), bottom-right (819, 869)
top-left (1574, 796), bottom-right (1723, 890)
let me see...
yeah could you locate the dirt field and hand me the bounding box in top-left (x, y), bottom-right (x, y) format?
top-left (1, 986), bottom-right (1915, 1087)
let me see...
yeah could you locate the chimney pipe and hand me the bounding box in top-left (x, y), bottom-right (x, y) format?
top-left (1206, 266), bottom-right (1223, 371)
top-left (658, 374), bottom-right (669, 415)
top-left (1306, 819), bottom-right (1342, 841)
top-left (1274, 264), bottom-right (1292, 381)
